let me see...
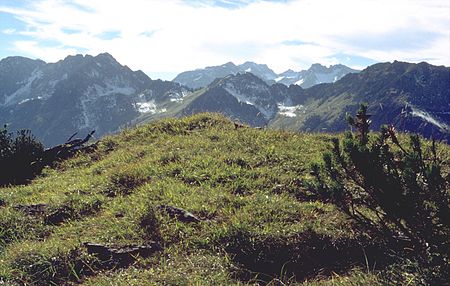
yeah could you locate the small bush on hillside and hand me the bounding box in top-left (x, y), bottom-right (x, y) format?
top-left (0, 126), bottom-right (44, 185)
top-left (309, 104), bottom-right (449, 284)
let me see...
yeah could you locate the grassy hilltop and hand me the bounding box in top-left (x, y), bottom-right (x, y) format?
top-left (0, 113), bottom-right (448, 285)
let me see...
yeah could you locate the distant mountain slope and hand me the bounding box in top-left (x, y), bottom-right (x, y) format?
top-left (1, 54), bottom-right (447, 145)
top-left (275, 64), bottom-right (360, 88)
top-left (0, 56), bottom-right (46, 100)
top-left (173, 62), bottom-right (358, 89)
top-left (270, 61), bottom-right (450, 140)
top-left (179, 73), bottom-right (304, 127)
top-left (157, 61), bottom-right (449, 141)
top-left (181, 73), bottom-right (276, 126)
top-left (173, 61), bottom-right (277, 89)
top-left (0, 53), bottom-right (189, 146)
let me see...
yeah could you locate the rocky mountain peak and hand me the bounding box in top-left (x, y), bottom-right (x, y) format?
top-left (229, 71), bottom-right (268, 84)
top-left (95, 52), bottom-right (116, 61)
top-left (240, 61), bottom-right (270, 70)
top-left (280, 69), bottom-right (295, 74)
top-left (0, 56), bottom-right (45, 67)
top-left (309, 63), bottom-right (328, 72)
top-left (219, 62), bottom-right (236, 68)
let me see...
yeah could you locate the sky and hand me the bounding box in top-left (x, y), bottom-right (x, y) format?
top-left (0, 0), bottom-right (448, 80)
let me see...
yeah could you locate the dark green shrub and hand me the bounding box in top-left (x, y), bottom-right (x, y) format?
top-left (309, 104), bottom-right (449, 284)
top-left (0, 126), bottom-right (44, 185)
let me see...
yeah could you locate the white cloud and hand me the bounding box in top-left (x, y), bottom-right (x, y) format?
top-left (0, 0), bottom-right (448, 79)
top-left (14, 40), bottom-right (79, 63)
top-left (2, 28), bottom-right (16, 34)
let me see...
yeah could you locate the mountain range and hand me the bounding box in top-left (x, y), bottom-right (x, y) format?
top-left (270, 61), bottom-right (450, 140)
top-left (167, 62), bottom-right (449, 141)
top-left (0, 53), bottom-right (448, 146)
top-left (0, 53), bottom-right (188, 146)
top-left (173, 61), bottom-right (359, 89)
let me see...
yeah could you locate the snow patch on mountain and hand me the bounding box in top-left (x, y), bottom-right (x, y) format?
top-left (135, 101), bottom-right (157, 113)
top-left (410, 107), bottom-right (449, 131)
top-left (168, 90), bottom-right (190, 102)
top-left (18, 96), bottom-right (43, 105)
top-left (5, 69), bottom-right (43, 105)
top-left (134, 100), bottom-right (167, 114)
top-left (277, 104), bottom-right (304, 117)
top-left (295, 78), bottom-right (304, 86)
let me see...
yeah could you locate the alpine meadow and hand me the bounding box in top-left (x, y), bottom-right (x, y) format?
top-left (0, 0), bottom-right (449, 285)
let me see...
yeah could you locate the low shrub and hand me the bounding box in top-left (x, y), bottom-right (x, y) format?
top-left (309, 104), bottom-right (449, 284)
top-left (0, 126), bottom-right (44, 185)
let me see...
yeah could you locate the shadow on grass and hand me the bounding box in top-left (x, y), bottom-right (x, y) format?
top-left (220, 229), bottom-right (389, 283)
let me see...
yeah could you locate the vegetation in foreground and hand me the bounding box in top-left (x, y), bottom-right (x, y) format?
top-left (310, 104), bottom-right (449, 285)
top-left (0, 127), bottom-right (44, 185)
top-left (0, 113), bottom-right (448, 285)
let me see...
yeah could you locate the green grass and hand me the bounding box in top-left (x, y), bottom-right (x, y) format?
top-left (0, 113), bottom-right (447, 285)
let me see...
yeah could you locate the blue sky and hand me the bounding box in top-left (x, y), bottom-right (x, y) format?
top-left (0, 0), bottom-right (448, 80)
